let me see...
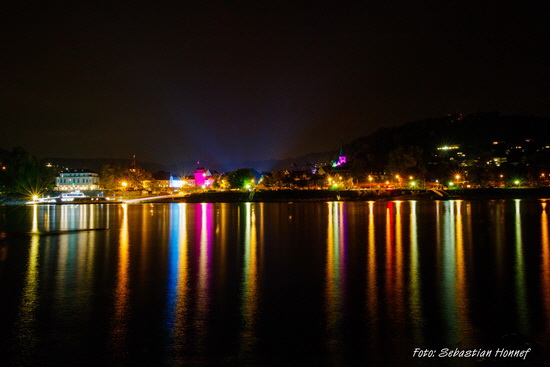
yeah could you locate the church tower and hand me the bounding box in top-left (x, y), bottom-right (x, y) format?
top-left (332, 139), bottom-right (347, 167)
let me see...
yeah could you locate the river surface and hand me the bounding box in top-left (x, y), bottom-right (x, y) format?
top-left (0, 200), bottom-right (549, 366)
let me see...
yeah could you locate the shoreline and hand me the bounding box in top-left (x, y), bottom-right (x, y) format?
top-left (170, 188), bottom-right (550, 203)
top-left (2, 188), bottom-right (550, 205)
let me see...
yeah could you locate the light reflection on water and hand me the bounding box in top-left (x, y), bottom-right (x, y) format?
top-left (409, 201), bottom-right (423, 346)
top-left (165, 203), bottom-right (190, 359)
top-left (240, 202), bottom-right (260, 361)
top-left (13, 205), bottom-right (40, 364)
top-left (111, 204), bottom-right (130, 361)
top-left (366, 201), bottom-right (377, 326)
top-left (542, 201), bottom-right (550, 325)
top-left (194, 203), bottom-right (213, 359)
top-left (514, 199), bottom-right (529, 333)
top-left (1, 200), bottom-right (549, 366)
top-left (325, 202), bottom-right (346, 365)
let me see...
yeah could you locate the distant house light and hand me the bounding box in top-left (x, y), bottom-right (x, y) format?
top-left (437, 145), bottom-right (459, 150)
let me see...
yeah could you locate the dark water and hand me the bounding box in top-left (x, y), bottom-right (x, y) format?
top-left (0, 200), bottom-right (549, 366)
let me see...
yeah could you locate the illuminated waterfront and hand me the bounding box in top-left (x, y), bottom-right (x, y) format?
top-left (0, 200), bottom-right (549, 366)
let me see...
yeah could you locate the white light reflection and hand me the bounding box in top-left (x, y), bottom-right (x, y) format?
top-left (240, 202), bottom-right (259, 360)
top-left (166, 203), bottom-right (190, 359)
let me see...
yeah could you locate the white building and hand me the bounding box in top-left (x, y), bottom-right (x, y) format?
top-left (55, 169), bottom-right (100, 191)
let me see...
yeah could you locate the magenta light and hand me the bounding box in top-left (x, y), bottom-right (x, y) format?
top-left (194, 168), bottom-right (206, 187)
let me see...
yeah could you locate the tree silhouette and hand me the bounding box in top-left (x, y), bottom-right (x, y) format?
top-left (226, 168), bottom-right (255, 189)
top-left (1, 147), bottom-right (55, 196)
top-left (386, 146), bottom-right (427, 177)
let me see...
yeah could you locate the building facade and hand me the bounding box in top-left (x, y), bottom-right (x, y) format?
top-left (55, 169), bottom-right (100, 191)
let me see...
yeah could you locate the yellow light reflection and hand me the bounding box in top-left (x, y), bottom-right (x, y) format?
top-left (409, 201), bottom-right (423, 344)
top-left (385, 203), bottom-right (394, 315)
top-left (176, 204), bottom-right (189, 335)
top-left (326, 202), bottom-right (346, 365)
top-left (44, 205), bottom-right (51, 232)
top-left (60, 205), bottom-right (69, 231)
top-left (140, 204), bottom-right (150, 284)
top-left (366, 202), bottom-right (377, 319)
top-left (111, 204), bottom-right (130, 358)
top-left (435, 201), bottom-right (441, 259)
top-left (382, 201), bottom-right (405, 321)
top-left (56, 208), bottom-right (70, 307)
top-left (79, 205), bottom-right (86, 228)
top-left (241, 203), bottom-right (259, 356)
top-left (394, 201), bottom-right (404, 319)
top-left (30, 204), bottom-right (39, 234)
top-left (15, 205), bottom-right (40, 356)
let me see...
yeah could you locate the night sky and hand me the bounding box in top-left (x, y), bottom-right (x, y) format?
top-left (2, 2), bottom-right (549, 169)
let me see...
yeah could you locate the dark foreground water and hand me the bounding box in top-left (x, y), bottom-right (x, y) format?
top-left (1, 200), bottom-right (549, 366)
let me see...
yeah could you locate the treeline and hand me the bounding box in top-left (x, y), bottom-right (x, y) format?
top-left (100, 163), bottom-right (152, 190)
top-left (0, 147), bottom-right (56, 197)
top-left (345, 114), bottom-right (550, 182)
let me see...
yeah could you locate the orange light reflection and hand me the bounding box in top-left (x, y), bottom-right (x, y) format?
top-left (366, 202), bottom-right (377, 319)
top-left (541, 202), bottom-right (550, 324)
top-left (111, 204), bottom-right (130, 359)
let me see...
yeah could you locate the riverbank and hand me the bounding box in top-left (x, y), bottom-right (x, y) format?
top-left (153, 187), bottom-right (550, 203)
top-left (450, 187), bottom-right (550, 199)
top-left (183, 189), bottom-right (393, 203)
top-left (3, 188), bottom-right (550, 205)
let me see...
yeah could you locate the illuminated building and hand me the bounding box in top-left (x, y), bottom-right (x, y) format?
top-left (143, 171), bottom-right (185, 193)
top-left (194, 167), bottom-right (214, 187)
top-left (332, 140), bottom-right (347, 167)
top-left (55, 169), bottom-right (99, 191)
top-left (169, 173), bottom-right (184, 188)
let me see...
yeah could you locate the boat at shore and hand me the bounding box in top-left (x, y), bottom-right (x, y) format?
top-left (25, 196), bottom-right (58, 204)
top-left (60, 190), bottom-right (87, 202)
top-left (26, 190), bottom-right (119, 204)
